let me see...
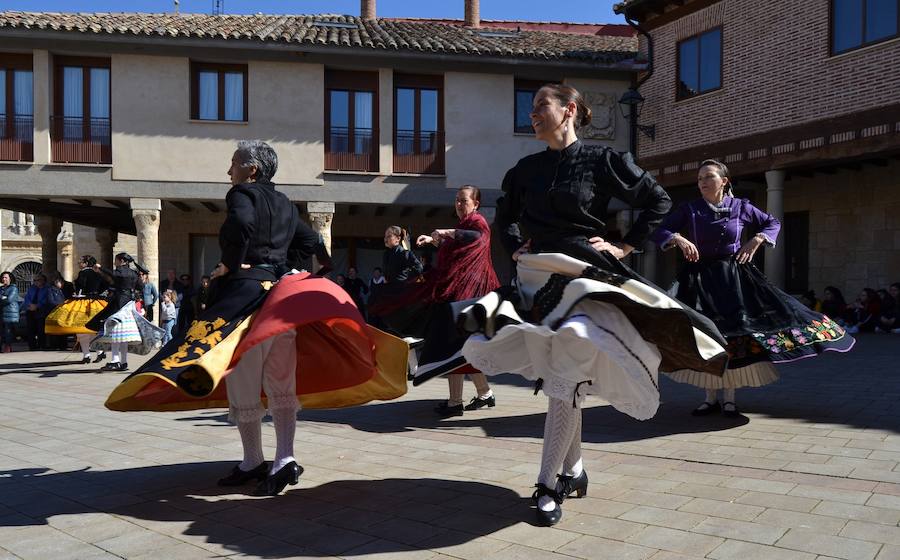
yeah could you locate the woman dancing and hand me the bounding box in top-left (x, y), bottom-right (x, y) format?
top-left (457, 84), bottom-right (729, 526)
top-left (45, 255), bottom-right (109, 363)
top-left (651, 160), bottom-right (854, 416)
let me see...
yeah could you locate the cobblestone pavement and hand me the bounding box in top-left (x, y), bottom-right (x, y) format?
top-left (0, 333), bottom-right (899, 560)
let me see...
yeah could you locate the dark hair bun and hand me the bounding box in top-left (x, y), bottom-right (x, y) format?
top-left (579, 106), bottom-right (593, 128)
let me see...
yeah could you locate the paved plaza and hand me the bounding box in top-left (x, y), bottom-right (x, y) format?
top-left (1, 334), bottom-right (899, 559)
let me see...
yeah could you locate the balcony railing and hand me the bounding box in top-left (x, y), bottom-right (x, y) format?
top-left (0, 115), bottom-right (34, 162)
top-left (325, 127), bottom-right (377, 172)
top-left (393, 129), bottom-right (444, 174)
top-left (50, 116), bottom-right (111, 164)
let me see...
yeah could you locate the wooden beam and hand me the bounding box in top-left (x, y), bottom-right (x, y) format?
top-left (105, 199), bottom-right (128, 209)
top-left (201, 202), bottom-right (220, 213)
top-left (74, 199), bottom-right (92, 206)
top-left (169, 201), bottom-right (192, 212)
top-left (348, 205), bottom-right (359, 216)
top-left (400, 206), bottom-right (414, 218)
top-left (374, 205), bottom-right (386, 217)
top-left (425, 207), bottom-right (441, 218)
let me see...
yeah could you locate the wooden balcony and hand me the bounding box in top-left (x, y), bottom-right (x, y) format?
top-left (393, 129), bottom-right (444, 174)
top-left (50, 116), bottom-right (111, 164)
top-left (0, 115), bottom-right (34, 162)
top-left (325, 127), bottom-right (377, 172)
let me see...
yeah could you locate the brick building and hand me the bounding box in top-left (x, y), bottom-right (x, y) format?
top-left (615, 0), bottom-right (900, 297)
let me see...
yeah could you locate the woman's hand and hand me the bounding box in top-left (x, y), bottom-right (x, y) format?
top-left (672, 234), bottom-right (700, 262)
top-left (416, 234), bottom-right (435, 247)
top-left (511, 240), bottom-right (532, 262)
top-left (588, 237), bottom-right (633, 260)
top-left (431, 229), bottom-right (453, 243)
top-left (736, 234), bottom-right (765, 264)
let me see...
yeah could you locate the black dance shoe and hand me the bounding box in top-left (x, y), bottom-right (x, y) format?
top-left (557, 471), bottom-right (588, 500)
top-left (218, 461), bottom-right (269, 487)
top-left (722, 402), bottom-right (741, 418)
top-left (255, 461), bottom-right (303, 496)
top-left (463, 395), bottom-right (496, 411)
top-left (434, 401), bottom-right (464, 417)
top-left (99, 362), bottom-right (120, 371)
top-left (93, 351), bottom-right (107, 363)
top-left (81, 357), bottom-right (92, 364)
top-left (532, 483), bottom-right (563, 526)
top-left (691, 401), bottom-right (721, 416)
top-left (115, 363), bottom-right (129, 372)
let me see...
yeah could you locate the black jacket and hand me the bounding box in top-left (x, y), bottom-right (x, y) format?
top-left (382, 246), bottom-right (423, 283)
top-left (219, 182), bottom-right (321, 275)
top-left (74, 268), bottom-right (107, 297)
top-left (99, 265), bottom-right (139, 310)
top-left (497, 141), bottom-right (672, 256)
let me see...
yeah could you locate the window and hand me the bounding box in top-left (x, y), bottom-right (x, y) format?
top-left (190, 62), bottom-right (247, 121)
top-left (513, 79), bottom-right (555, 133)
top-left (394, 74), bottom-right (444, 174)
top-left (832, 0), bottom-right (899, 54)
top-left (52, 56), bottom-right (111, 164)
top-left (0, 53), bottom-right (33, 161)
top-left (324, 70), bottom-right (378, 172)
top-left (677, 27), bottom-right (722, 100)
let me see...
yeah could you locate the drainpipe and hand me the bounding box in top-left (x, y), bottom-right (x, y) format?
top-left (623, 10), bottom-right (654, 156)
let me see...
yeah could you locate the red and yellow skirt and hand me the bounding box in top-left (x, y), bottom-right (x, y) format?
top-left (105, 272), bottom-right (408, 412)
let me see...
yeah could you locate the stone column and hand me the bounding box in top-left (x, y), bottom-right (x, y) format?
top-left (59, 229), bottom-right (74, 281)
top-left (131, 198), bottom-right (162, 291)
top-left (35, 215), bottom-right (62, 275)
top-left (24, 213), bottom-right (35, 235)
top-left (764, 169), bottom-right (786, 289)
top-left (307, 202), bottom-right (335, 271)
top-left (95, 228), bottom-right (118, 269)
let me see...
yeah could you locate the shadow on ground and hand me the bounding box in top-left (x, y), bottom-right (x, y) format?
top-left (0, 465), bottom-right (528, 557)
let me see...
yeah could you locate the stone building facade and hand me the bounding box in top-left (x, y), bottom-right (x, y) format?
top-left (0, 5), bottom-right (641, 294)
top-left (615, 0), bottom-right (900, 295)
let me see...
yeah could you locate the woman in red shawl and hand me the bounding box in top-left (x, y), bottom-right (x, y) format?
top-left (371, 185), bottom-right (500, 415)
top-left (415, 185), bottom-right (500, 416)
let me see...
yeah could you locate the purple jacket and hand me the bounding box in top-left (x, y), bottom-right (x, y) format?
top-left (651, 196), bottom-right (780, 259)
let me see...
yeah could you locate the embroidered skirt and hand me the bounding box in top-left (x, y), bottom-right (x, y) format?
top-left (456, 251), bottom-right (729, 421)
top-left (662, 257), bottom-right (854, 389)
top-left (44, 298), bottom-right (108, 335)
top-left (105, 272), bottom-right (408, 412)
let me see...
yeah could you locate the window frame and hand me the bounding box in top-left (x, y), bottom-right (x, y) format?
top-left (392, 73), bottom-right (444, 165)
top-left (392, 74), bottom-right (445, 155)
top-left (830, 0), bottom-right (900, 55)
top-left (675, 26), bottom-right (723, 101)
top-left (190, 61), bottom-right (249, 122)
top-left (324, 69), bottom-right (379, 172)
top-left (0, 53), bottom-right (32, 117)
top-left (53, 56), bottom-right (110, 120)
top-left (513, 79), bottom-right (553, 134)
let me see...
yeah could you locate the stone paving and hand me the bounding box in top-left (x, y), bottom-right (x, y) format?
top-left (0, 333), bottom-right (899, 559)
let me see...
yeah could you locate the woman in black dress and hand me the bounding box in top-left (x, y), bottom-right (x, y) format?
top-left (458, 84), bottom-right (729, 526)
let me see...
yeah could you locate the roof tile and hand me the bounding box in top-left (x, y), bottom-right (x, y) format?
top-left (0, 11), bottom-right (638, 64)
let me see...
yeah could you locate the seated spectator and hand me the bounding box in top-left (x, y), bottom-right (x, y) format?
top-left (847, 288), bottom-right (881, 334)
top-left (822, 286), bottom-right (848, 325)
top-left (877, 283), bottom-right (899, 333)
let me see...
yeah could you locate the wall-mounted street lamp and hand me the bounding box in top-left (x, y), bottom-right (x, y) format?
top-left (618, 88), bottom-right (656, 141)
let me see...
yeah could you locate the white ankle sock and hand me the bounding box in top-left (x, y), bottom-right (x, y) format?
top-left (705, 388), bottom-right (718, 403)
top-left (270, 407), bottom-right (297, 475)
top-left (236, 421), bottom-right (264, 471)
top-left (477, 389), bottom-right (493, 400)
top-left (723, 388), bottom-right (736, 403)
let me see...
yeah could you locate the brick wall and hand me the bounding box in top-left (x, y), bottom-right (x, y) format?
top-left (638, 0), bottom-right (900, 159)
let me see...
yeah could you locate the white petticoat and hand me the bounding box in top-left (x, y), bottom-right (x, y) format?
top-left (463, 300), bottom-right (662, 420)
top-left (664, 361), bottom-right (779, 389)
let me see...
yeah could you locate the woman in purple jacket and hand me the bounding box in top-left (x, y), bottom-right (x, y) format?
top-left (651, 160), bottom-right (854, 416)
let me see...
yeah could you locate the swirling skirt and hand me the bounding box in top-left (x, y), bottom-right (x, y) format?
top-left (44, 298), bottom-right (108, 335)
top-left (91, 301), bottom-right (165, 355)
top-left (663, 257), bottom-right (855, 389)
top-left (105, 272), bottom-right (409, 412)
top-left (458, 252), bottom-right (729, 421)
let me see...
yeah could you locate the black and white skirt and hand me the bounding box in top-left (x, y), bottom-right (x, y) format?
top-left (457, 252), bottom-right (729, 421)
